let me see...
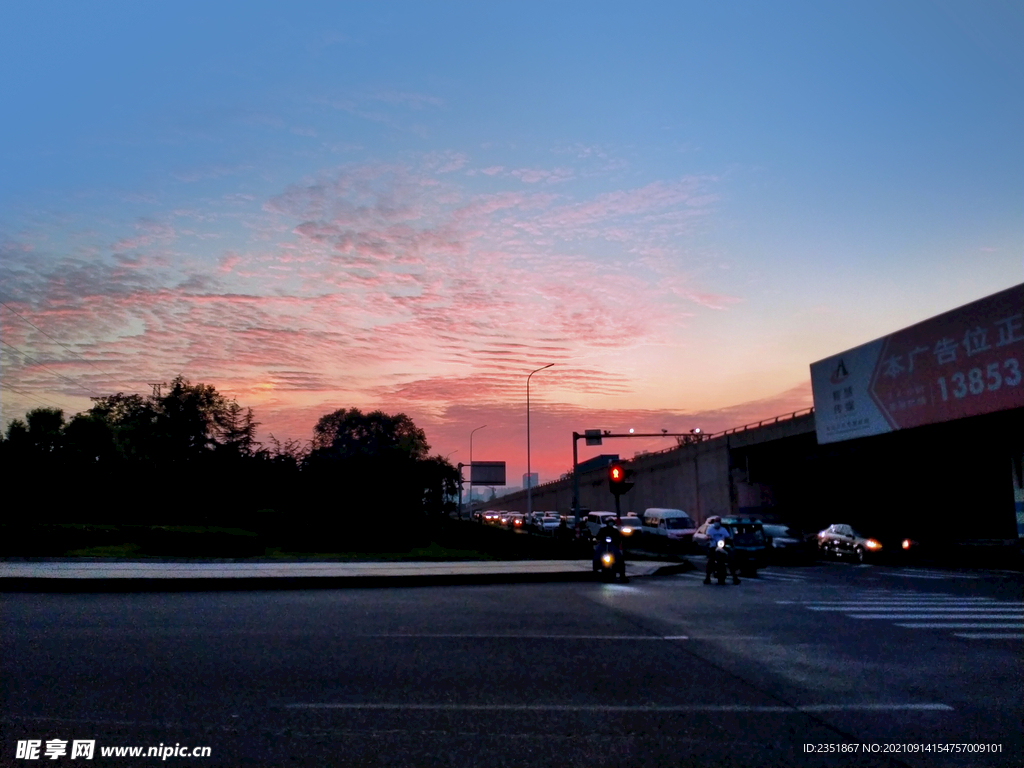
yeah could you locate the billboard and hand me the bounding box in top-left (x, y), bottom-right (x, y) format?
top-left (811, 283), bottom-right (1024, 444)
top-left (470, 461), bottom-right (506, 485)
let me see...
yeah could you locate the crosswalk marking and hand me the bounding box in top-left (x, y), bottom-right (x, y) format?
top-left (806, 601), bottom-right (999, 610)
top-left (851, 614), bottom-right (1023, 620)
top-left (877, 568), bottom-right (978, 580)
top-left (780, 590), bottom-right (1023, 640)
top-left (753, 572), bottom-right (810, 582)
top-left (895, 622), bottom-right (1021, 629)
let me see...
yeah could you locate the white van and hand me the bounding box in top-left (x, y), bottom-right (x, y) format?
top-left (642, 508), bottom-right (697, 548)
top-left (584, 511), bottom-right (618, 540)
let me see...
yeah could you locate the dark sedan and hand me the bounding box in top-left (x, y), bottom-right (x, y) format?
top-left (762, 524), bottom-right (816, 563)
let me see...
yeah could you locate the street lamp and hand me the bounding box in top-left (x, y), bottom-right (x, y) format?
top-left (526, 363), bottom-right (554, 521)
top-left (469, 425), bottom-right (486, 505)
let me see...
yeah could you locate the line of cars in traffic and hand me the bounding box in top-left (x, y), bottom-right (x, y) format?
top-left (469, 506), bottom-right (922, 566)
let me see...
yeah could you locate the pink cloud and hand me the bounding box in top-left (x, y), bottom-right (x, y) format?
top-left (511, 167), bottom-right (575, 184)
top-left (422, 151), bottom-right (469, 173)
top-left (218, 254), bottom-right (243, 273)
top-left (111, 219), bottom-right (175, 252)
top-left (3, 159), bottom-right (741, 466)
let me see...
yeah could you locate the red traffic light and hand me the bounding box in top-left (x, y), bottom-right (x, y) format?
top-left (608, 463), bottom-right (634, 496)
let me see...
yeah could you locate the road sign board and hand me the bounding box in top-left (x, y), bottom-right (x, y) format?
top-left (470, 461), bottom-right (506, 485)
top-left (811, 283), bottom-right (1024, 443)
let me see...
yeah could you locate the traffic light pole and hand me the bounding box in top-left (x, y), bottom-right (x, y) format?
top-left (572, 433), bottom-right (580, 537)
top-left (571, 430), bottom-right (705, 534)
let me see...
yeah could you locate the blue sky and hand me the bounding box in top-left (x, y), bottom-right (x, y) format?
top-left (1, 1), bottom-right (1021, 484)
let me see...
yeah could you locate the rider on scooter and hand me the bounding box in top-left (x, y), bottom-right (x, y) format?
top-left (704, 516), bottom-right (740, 585)
top-left (594, 518), bottom-right (626, 579)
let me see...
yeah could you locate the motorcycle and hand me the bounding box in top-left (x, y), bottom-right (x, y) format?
top-left (708, 538), bottom-right (737, 585)
top-left (593, 536), bottom-right (627, 582)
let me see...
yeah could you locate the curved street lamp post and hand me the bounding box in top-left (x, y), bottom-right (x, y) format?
top-left (526, 364), bottom-right (554, 522)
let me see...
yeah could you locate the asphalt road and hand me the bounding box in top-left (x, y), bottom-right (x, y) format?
top-left (2, 562), bottom-right (1021, 767)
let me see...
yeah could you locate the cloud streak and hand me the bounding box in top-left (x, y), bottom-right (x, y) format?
top-left (1, 153), bottom-right (750, 484)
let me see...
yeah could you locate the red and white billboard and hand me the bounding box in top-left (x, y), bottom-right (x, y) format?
top-left (811, 283), bottom-right (1024, 444)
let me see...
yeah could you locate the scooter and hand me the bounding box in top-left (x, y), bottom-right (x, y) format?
top-left (707, 539), bottom-right (738, 585)
top-left (593, 536), bottom-right (627, 582)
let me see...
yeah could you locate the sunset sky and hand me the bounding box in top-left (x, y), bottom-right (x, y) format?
top-left (2, 2), bottom-right (1022, 489)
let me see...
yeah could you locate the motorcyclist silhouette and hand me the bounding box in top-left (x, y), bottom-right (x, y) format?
top-left (704, 517), bottom-right (740, 584)
top-left (596, 519), bottom-right (622, 548)
top-left (593, 519), bottom-right (626, 580)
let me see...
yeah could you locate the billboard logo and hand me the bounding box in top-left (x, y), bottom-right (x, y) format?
top-left (829, 359), bottom-right (849, 385)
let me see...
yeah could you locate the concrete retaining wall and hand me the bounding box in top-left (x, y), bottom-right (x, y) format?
top-left (483, 413), bottom-right (816, 524)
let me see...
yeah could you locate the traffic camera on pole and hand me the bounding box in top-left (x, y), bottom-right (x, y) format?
top-left (608, 463), bottom-right (634, 497)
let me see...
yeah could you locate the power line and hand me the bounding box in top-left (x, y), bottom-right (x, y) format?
top-left (0, 339), bottom-right (103, 396)
top-left (0, 297), bottom-right (117, 381)
top-left (1, 384), bottom-right (69, 412)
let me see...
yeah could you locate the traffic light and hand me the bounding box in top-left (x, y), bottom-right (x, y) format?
top-left (608, 463), bottom-right (635, 497)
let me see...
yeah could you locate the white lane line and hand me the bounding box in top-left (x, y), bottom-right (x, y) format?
top-left (894, 623), bottom-right (1023, 629)
top-left (803, 601), bottom-right (1002, 606)
top-left (285, 703), bottom-right (952, 713)
top-left (802, 606), bottom-right (1003, 610)
top-left (953, 633), bottom-right (1024, 640)
top-left (359, 634), bottom-right (781, 642)
top-left (359, 634), bottom-right (666, 640)
top-left (851, 593), bottom-right (970, 598)
top-left (847, 618), bottom-right (1024, 622)
top-left (878, 573), bottom-right (978, 579)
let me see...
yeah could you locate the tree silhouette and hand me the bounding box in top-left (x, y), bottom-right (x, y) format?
top-left (1, 381), bottom-right (457, 549)
top-left (310, 408), bottom-right (429, 460)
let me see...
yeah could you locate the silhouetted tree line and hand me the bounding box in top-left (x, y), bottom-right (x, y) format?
top-left (1, 376), bottom-right (459, 544)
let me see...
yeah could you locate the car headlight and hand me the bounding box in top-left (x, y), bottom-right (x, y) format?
top-left (864, 539), bottom-right (882, 550)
